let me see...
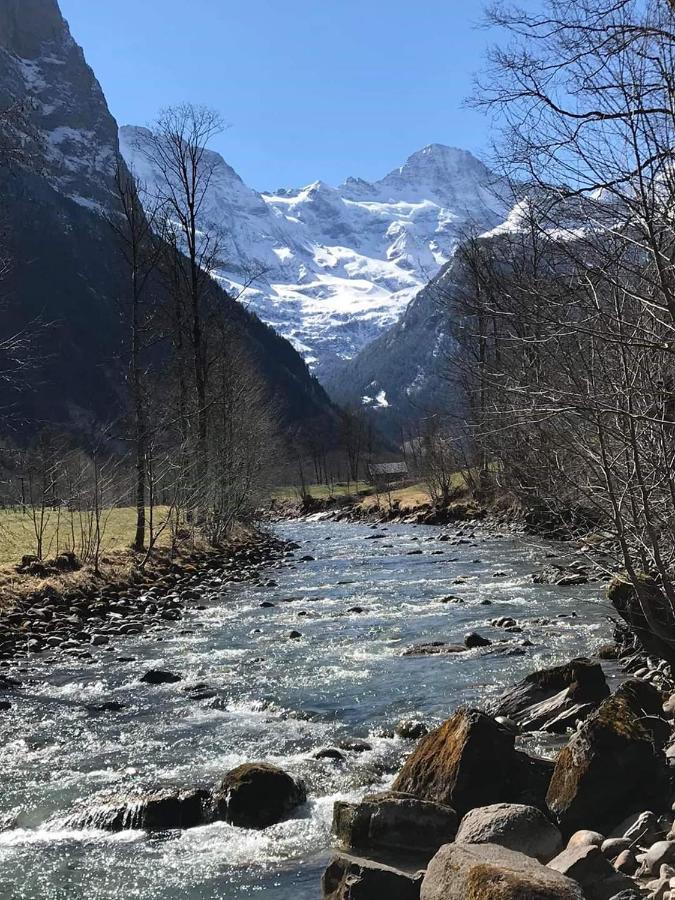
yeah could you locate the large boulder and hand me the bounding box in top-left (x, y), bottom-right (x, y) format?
top-left (67, 787), bottom-right (209, 831)
top-left (421, 842), bottom-right (584, 900)
top-left (212, 762), bottom-right (306, 829)
top-left (332, 792), bottom-right (457, 860)
top-left (455, 803), bottom-right (563, 863)
top-left (491, 658), bottom-right (610, 734)
top-left (547, 844), bottom-right (635, 900)
top-left (546, 679), bottom-right (670, 836)
top-left (322, 852), bottom-right (424, 900)
top-left (392, 708), bottom-right (553, 816)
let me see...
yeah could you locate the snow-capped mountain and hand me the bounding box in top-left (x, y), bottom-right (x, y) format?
top-left (121, 128), bottom-right (506, 378)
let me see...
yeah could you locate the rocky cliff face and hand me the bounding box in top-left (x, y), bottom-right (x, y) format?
top-left (0, 0), bottom-right (119, 208)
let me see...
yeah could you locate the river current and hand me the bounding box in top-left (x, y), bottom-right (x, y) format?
top-left (0, 518), bottom-right (613, 899)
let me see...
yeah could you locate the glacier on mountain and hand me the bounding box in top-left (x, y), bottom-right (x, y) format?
top-left (120, 128), bottom-right (506, 378)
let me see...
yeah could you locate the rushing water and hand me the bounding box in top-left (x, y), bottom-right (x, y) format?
top-left (0, 518), bottom-right (613, 900)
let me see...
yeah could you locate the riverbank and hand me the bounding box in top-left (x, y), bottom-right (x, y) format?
top-left (0, 526), bottom-right (291, 668)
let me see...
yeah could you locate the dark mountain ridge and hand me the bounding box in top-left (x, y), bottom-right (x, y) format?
top-left (0, 0), bottom-right (338, 444)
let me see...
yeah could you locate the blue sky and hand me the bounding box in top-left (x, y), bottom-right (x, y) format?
top-left (58, 0), bottom-right (496, 191)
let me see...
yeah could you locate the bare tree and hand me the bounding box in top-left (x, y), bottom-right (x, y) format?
top-left (108, 159), bottom-right (163, 551)
top-left (133, 105), bottom-right (225, 493)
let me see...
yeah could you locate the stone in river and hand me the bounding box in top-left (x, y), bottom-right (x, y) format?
top-left (464, 632), bottom-right (492, 649)
top-left (332, 791), bottom-right (457, 859)
top-left (212, 762), bottom-right (306, 829)
top-left (315, 748), bottom-right (346, 762)
top-left (402, 642), bottom-right (467, 657)
top-left (395, 720), bottom-right (429, 740)
top-left (322, 852), bottom-right (424, 900)
top-left (392, 708), bottom-right (553, 817)
top-left (140, 669), bottom-right (182, 685)
top-left (490, 657), bottom-right (609, 734)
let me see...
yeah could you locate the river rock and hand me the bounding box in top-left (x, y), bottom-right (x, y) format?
top-left (455, 803), bottom-right (563, 863)
top-left (322, 852), bottom-right (424, 900)
top-left (613, 849), bottom-right (638, 875)
top-left (548, 844), bottom-right (635, 899)
top-left (332, 792), bottom-right (457, 859)
top-left (421, 842), bottom-right (584, 900)
top-left (212, 763), bottom-right (306, 829)
top-left (140, 669), bottom-right (182, 685)
top-left (70, 787), bottom-right (209, 831)
top-left (401, 642), bottom-right (466, 657)
top-left (464, 632), bottom-right (491, 649)
top-left (395, 720), bottom-right (429, 740)
top-left (391, 708), bottom-right (553, 817)
top-left (546, 679), bottom-right (670, 836)
top-left (490, 657), bottom-right (609, 733)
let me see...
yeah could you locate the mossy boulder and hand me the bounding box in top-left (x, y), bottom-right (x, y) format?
top-left (546, 679), bottom-right (669, 836)
top-left (391, 708), bottom-right (553, 817)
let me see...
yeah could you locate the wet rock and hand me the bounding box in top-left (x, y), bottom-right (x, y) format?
top-left (532, 565), bottom-right (589, 586)
top-left (315, 748), bottom-right (346, 762)
top-left (346, 606), bottom-right (365, 614)
top-left (322, 852), bottom-right (424, 900)
top-left (71, 787), bottom-right (209, 832)
top-left (140, 669), bottom-right (182, 685)
top-left (401, 642), bottom-right (466, 657)
top-left (548, 844), bottom-right (635, 899)
top-left (546, 679), bottom-right (670, 836)
top-left (455, 803), bottom-right (563, 863)
top-left (395, 720), bottom-right (429, 740)
top-left (491, 657), bottom-right (610, 734)
top-left (464, 632), bottom-right (491, 649)
top-left (259, 601), bottom-right (275, 608)
top-left (332, 791), bottom-right (457, 859)
top-left (212, 763), bottom-right (306, 829)
top-left (86, 701), bottom-right (125, 713)
top-left (288, 630), bottom-right (302, 640)
top-left (339, 740), bottom-right (372, 753)
top-left (421, 842), bottom-right (584, 900)
top-left (392, 708), bottom-right (553, 817)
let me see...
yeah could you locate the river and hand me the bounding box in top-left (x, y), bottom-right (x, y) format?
top-left (0, 518), bottom-right (612, 899)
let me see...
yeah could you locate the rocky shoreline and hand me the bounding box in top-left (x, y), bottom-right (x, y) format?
top-left (0, 529), bottom-right (292, 676)
top-left (321, 652), bottom-right (675, 900)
